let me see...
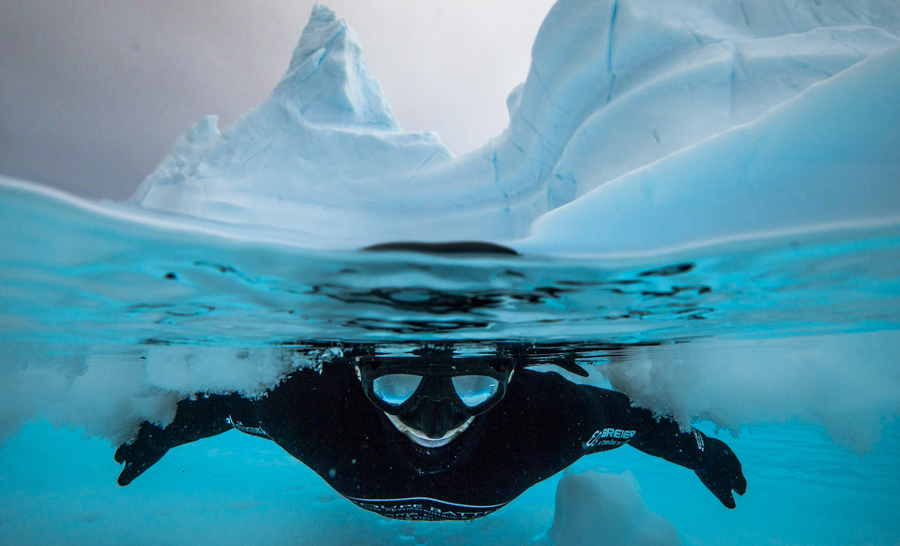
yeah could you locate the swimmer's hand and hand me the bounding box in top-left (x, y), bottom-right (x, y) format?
top-left (694, 436), bottom-right (747, 509)
top-left (115, 422), bottom-right (170, 486)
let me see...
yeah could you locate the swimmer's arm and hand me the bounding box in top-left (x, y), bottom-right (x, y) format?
top-left (584, 388), bottom-right (747, 508)
top-left (115, 393), bottom-right (258, 485)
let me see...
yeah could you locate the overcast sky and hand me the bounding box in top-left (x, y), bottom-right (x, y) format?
top-left (0, 0), bottom-right (556, 200)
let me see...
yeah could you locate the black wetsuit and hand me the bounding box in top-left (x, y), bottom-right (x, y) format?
top-left (118, 362), bottom-right (745, 520)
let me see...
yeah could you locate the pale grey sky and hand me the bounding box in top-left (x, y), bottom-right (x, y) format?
top-left (0, 0), bottom-right (555, 200)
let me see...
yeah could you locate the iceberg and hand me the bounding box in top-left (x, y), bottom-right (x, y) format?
top-left (130, 1), bottom-right (900, 253)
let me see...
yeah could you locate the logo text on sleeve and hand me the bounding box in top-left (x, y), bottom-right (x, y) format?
top-left (586, 428), bottom-right (636, 447)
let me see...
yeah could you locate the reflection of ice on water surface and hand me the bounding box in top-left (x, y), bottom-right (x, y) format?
top-left (3, 183), bottom-right (898, 347)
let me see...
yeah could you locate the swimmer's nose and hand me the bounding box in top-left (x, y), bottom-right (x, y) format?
top-left (406, 397), bottom-right (465, 439)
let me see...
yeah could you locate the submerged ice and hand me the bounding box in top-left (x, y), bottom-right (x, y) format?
top-left (2, 0), bottom-right (900, 544)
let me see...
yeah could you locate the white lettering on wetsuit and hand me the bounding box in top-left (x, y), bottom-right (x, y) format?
top-left (226, 415), bottom-right (271, 439)
top-left (345, 496), bottom-right (507, 521)
top-left (693, 430), bottom-right (705, 451)
top-left (585, 428), bottom-right (636, 448)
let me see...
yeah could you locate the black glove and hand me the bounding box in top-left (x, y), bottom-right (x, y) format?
top-left (115, 422), bottom-right (171, 486)
top-left (693, 434), bottom-right (747, 509)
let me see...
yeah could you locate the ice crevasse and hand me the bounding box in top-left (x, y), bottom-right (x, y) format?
top-left (130, 0), bottom-right (900, 256)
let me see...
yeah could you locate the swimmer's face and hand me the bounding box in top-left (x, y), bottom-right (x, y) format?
top-left (354, 349), bottom-right (515, 448)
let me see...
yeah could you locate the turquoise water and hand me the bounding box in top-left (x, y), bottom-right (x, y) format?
top-left (1, 420), bottom-right (898, 545)
top-left (1, 182), bottom-right (899, 544)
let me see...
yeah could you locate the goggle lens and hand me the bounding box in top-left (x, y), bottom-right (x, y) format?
top-left (372, 374), bottom-right (422, 405)
top-left (451, 375), bottom-right (499, 407)
top-left (371, 373), bottom-right (501, 408)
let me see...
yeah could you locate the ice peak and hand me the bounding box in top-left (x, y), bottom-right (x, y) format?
top-left (289, 4), bottom-right (341, 67)
top-left (271, 4), bottom-right (400, 130)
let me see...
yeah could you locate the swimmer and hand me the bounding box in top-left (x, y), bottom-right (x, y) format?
top-left (115, 344), bottom-right (746, 521)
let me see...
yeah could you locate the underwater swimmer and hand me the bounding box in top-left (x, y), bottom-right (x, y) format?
top-left (115, 344), bottom-right (746, 521)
